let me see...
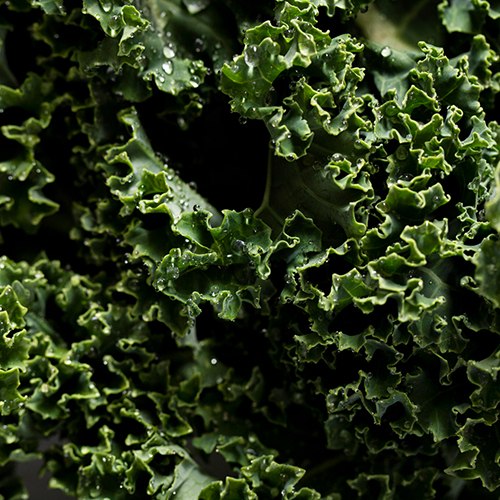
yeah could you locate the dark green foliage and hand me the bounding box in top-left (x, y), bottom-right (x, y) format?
top-left (2, 0), bottom-right (500, 498)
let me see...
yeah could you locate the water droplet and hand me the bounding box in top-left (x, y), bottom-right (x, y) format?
top-left (183, 0), bottom-right (209, 14)
top-left (381, 46), bottom-right (392, 58)
top-left (378, 201), bottom-right (390, 213)
top-left (243, 207), bottom-right (253, 219)
top-left (163, 45), bottom-right (175, 59)
top-left (108, 18), bottom-right (122, 38)
top-left (162, 61), bottom-right (173, 75)
top-left (395, 145), bottom-right (408, 161)
top-left (266, 42), bottom-right (281, 56)
top-left (232, 239), bottom-right (246, 254)
top-left (99, 0), bottom-right (112, 12)
top-left (190, 75), bottom-right (200, 88)
top-left (244, 45), bottom-right (261, 67)
top-left (194, 37), bottom-right (204, 53)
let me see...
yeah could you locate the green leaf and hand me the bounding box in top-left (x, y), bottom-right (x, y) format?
top-left (447, 416), bottom-right (500, 491)
top-left (473, 236), bottom-right (500, 308)
top-left (0, 73), bottom-right (62, 231)
top-left (153, 209), bottom-right (273, 321)
top-left (0, 368), bottom-right (25, 416)
top-left (104, 107), bottom-right (220, 221)
top-left (439, 0), bottom-right (490, 34)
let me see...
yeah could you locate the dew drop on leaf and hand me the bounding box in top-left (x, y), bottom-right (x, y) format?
top-left (395, 145), bottom-right (408, 160)
top-left (190, 75), bottom-right (200, 88)
top-left (99, 0), bottom-right (112, 12)
top-left (163, 45), bottom-right (175, 59)
top-left (243, 207), bottom-right (253, 219)
top-left (108, 14), bottom-right (122, 35)
top-left (162, 61), bottom-right (173, 75)
top-left (381, 46), bottom-right (392, 58)
top-left (232, 239), bottom-right (246, 254)
top-left (194, 37), bottom-right (204, 53)
top-left (244, 45), bottom-right (261, 67)
top-left (183, 0), bottom-right (209, 14)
